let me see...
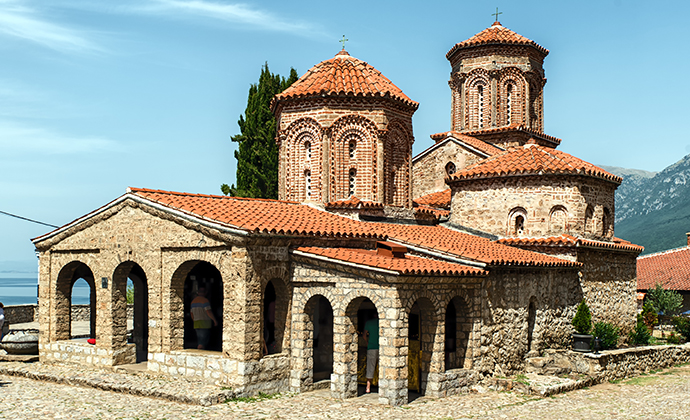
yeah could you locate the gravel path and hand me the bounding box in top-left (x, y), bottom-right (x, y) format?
top-left (1, 363), bottom-right (690, 419)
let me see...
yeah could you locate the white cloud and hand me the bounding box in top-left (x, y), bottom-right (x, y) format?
top-left (126, 0), bottom-right (317, 34)
top-left (0, 0), bottom-right (101, 53)
top-left (0, 120), bottom-right (120, 155)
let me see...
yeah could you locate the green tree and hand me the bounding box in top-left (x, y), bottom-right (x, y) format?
top-left (646, 283), bottom-right (683, 316)
top-left (221, 64), bottom-right (299, 199)
top-left (572, 300), bottom-right (592, 334)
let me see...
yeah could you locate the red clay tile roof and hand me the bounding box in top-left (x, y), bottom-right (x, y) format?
top-left (447, 22), bottom-right (549, 59)
top-left (295, 246), bottom-right (487, 277)
top-left (429, 131), bottom-right (503, 156)
top-left (448, 143), bottom-right (622, 184)
top-left (638, 246), bottom-right (690, 291)
top-left (129, 188), bottom-right (383, 238)
top-left (462, 125), bottom-right (562, 147)
top-left (374, 224), bottom-right (579, 268)
top-left (413, 189), bottom-right (451, 209)
top-left (325, 196), bottom-right (384, 209)
top-left (413, 205), bottom-right (450, 219)
top-left (274, 50), bottom-right (418, 110)
top-left (497, 235), bottom-right (644, 253)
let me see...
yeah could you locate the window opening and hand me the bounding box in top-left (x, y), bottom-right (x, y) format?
top-left (348, 169), bottom-right (356, 197)
top-left (305, 170), bottom-right (312, 199)
top-left (305, 141), bottom-right (311, 160)
top-left (506, 84), bottom-right (512, 125)
top-left (478, 85), bottom-right (484, 128)
top-left (514, 215), bottom-right (525, 235)
top-left (349, 141), bottom-right (356, 159)
top-left (445, 162), bottom-right (456, 176)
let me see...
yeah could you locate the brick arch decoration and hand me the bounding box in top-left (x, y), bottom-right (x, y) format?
top-left (258, 265), bottom-right (291, 357)
top-left (549, 205), bottom-right (569, 234)
top-left (168, 259), bottom-right (223, 351)
top-left (384, 120), bottom-right (412, 207)
top-left (498, 68), bottom-right (527, 126)
top-left (284, 118), bottom-right (322, 202)
top-left (525, 71), bottom-right (545, 131)
top-left (329, 115), bottom-right (379, 201)
top-left (508, 206), bottom-right (528, 236)
top-left (290, 291), bottom-right (337, 391)
top-left (464, 70), bottom-right (490, 130)
top-left (54, 260), bottom-right (97, 341)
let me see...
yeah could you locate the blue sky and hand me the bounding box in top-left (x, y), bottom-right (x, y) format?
top-left (2, 0), bottom-right (689, 278)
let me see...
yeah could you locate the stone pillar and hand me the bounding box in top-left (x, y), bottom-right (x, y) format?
top-left (330, 312), bottom-right (358, 399)
top-left (377, 306), bottom-right (407, 406)
top-left (289, 309), bottom-right (312, 392)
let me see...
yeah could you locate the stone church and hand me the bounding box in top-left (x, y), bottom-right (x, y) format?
top-left (32, 21), bottom-right (641, 406)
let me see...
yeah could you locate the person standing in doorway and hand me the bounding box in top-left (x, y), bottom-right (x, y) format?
top-left (190, 288), bottom-right (218, 350)
top-left (364, 316), bottom-right (379, 393)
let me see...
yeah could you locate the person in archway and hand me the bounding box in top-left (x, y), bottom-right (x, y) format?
top-left (190, 287), bottom-right (218, 349)
top-left (364, 316), bottom-right (379, 393)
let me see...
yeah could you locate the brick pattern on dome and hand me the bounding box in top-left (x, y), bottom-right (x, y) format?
top-left (413, 189), bottom-right (451, 209)
top-left (129, 188), bottom-right (383, 238)
top-left (447, 22), bottom-right (549, 59)
top-left (497, 235), bottom-right (644, 253)
top-left (295, 246), bottom-right (487, 277)
top-left (448, 143), bottom-right (622, 184)
top-left (462, 125), bottom-right (562, 146)
top-left (373, 224), bottom-right (579, 268)
top-left (638, 246), bottom-right (690, 291)
top-left (274, 50), bottom-right (418, 110)
top-left (429, 131), bottom-right (503, 156)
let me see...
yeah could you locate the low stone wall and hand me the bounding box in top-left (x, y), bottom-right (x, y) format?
top-left (427, 368), bottom-right (482, 397)
top-left (529, 344), bottom-right (690, 383)
top-left (39, 340), bottom-right (136, 367)
top-left (147, 351), bottom-right (290, 396)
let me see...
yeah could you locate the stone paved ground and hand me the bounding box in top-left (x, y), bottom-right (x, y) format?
top-left (1, 363), bottom-right (690, 419)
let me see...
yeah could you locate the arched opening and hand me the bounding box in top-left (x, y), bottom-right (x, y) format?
top-left (549, 205), bottom-right (568, 234)
top-left (445, 296), bottom-right (471, 370)
top-left (177, 261), bottom-right (223, 352)
top-left (311, 295), bottom-right (333, 382)
top-left (113, 262), bottom-right (149, 363)
top-left (408, 298), bottom-right (437, 401)
top-left (506, 84), bottom-right (513, 125)
top-left (353, 298), bottom-right (379, 395)
top-left (584, 205), bottom-right (594, 235)
top-left (602, 207), bottom-right (612, 238)
top-left (264, 281), bottom-right (277, 354)
top-left (55, 262), bottom-right (96, 341)
top-left (445, 162), bottom-right (456, 176)
top-left (477, 85), bottom-right (485, 128)
top-left (526, 297), bottom-right (537, 358)
top-left (261, 278), bottom-right (290, 356)
top-left (509, 207), bottom-right (527, 236)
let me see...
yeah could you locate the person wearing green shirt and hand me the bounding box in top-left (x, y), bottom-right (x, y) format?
top-left (364, 317), bottom-right (379, 393)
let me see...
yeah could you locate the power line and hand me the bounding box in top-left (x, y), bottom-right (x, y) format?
top-left (0, 210), bottom-right (59, 228)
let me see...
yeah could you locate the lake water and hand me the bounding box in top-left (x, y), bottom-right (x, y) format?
top-left (0, 277), bottom-right (91, 306)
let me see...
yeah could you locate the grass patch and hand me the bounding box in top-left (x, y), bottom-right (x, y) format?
top-left (624, 376), bottom-right (658, 386)
top-left (226, 392), bottom-right (282, 403)
top-left (515, 373), bottom-right (530, 386)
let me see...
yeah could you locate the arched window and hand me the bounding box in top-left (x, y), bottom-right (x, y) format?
top-left (549, 205), bottom-right (568, 233)
top-left (509, 207), bottom-right (527, 236)
top-left (349, 140), bottom-right (356, 159)
top-left (305, 170), bottom-right (312, 199)
top-left (506, 84), bottom-right (513, 125)
top-left (515, 215), bottom-right (525, 235)
top-left (445, 162), bottom-right (456, 176)
top-left (584, 205), bottom-right (594, 235)
top-left (348, 168), bottom-right (356, 197)
top-left (602, 207), bottom-right (612, 238)
top-left (478, 85), bottom-right (484, 128)
top-left (305, 141), bottom-right (311, 160)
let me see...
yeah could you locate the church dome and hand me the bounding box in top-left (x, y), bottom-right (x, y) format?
top-left (274, 50), bottom-right (418, 110)
top-left (446, 21), bottom-right (549, 60)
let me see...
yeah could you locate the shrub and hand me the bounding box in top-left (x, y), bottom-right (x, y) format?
top-left (572, 300), bottom-right (592, 334)
top-left (647, 283), bottom-right (683, 316)
top-left (672, 316), bottom-right (690, 342)
top-left (629, 313), bottom-right (652, 346)
top-left (592, 322), bottom-right (620, 350)
top-left (667, 332), bottom-right (682, 345)
top-left (641, 301), bottom-right (658, 330)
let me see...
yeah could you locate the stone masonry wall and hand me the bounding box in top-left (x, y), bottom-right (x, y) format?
top-left (412, 139), bottom-right (486, 199)
top-left (449, 175), bottom-right (617, 240)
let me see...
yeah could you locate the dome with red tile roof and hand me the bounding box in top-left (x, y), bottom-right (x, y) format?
top-left (446, 21), bottom-right (549, 60)
top-left (448, 142), bottom-right (622, 184)
top-left (273, 50), bottom-right (418, 110)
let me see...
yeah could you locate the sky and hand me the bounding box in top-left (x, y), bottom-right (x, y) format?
top-left (2, 0), bottom-right (690, 278)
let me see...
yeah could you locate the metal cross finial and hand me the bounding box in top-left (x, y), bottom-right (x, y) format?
top-left (492, 7), bottom-right (502, 23)
top-left (339, 35), bottom-right (348, 50)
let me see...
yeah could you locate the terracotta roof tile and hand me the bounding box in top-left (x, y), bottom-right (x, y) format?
top-left (413, 189), bottom-right (451, 209)
top-left (429, 131), bottom-right (503, 156)
top-left (295, 246), bottom-right (487, 277)
top-left (413, 205), bottom-right (450, 219)
top-left (497, 235), bottom-right (644, 253)
top-left (374, 224), bottom-right (579, 268)
top-left (448, 143), bottom-right (622, 184)
top-left (324, 196), bottom-right (384, 209)
top-left (447, 22), bottom-right (549, 59)
top-left (462, 125), bottom-right (562, 146)
top-left (638, 246), bottom-right (690, 291)
top-left (274, 50), bottom-right (418, 110)
top-left (129, 188), bottom-right (383, 238)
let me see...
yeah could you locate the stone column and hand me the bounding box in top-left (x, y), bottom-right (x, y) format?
top-left (377, 306), bottom-right (407, 406)
top-left (330, 312), bottom-right (358, 399)
top-left (289, 308), bottom-right (312, 392)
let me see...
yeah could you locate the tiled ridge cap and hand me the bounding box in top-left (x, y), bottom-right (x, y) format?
top-left (497, 235), bottom-right (644, 252)
top-left (429, 131), bottom-right (504, 156)
top-left (448, 143), bottom-right (623, 184)
top-left (294, 246), bottom-right (488, 277)
top-left (274, 50), bottom-right (419, 110)
top-left (447, 22), bottom-right (549, 59)
top-left (462, 125), bottom-right (562, 146)
top-left (324, 196), bottom-right (384, 209)
top-left (128, 187), bottom-right (301, 204)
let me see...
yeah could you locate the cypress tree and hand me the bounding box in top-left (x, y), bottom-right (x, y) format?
top-left (221, 64), bottom-right (299, 199)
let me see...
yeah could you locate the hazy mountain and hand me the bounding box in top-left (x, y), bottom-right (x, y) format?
top-left (602, 156), bottom-right (690, 254)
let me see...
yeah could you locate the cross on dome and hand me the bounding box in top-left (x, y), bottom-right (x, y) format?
top-left (491, 7), bottom-right (502, 23)
top-left (339, 35), bottom-right (348, 50)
